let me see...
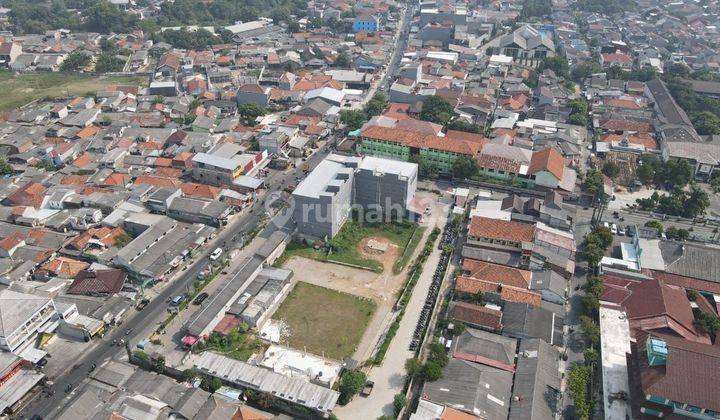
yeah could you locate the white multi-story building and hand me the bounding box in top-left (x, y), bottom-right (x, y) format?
top-left (0, 290), bottom-right (58, 356)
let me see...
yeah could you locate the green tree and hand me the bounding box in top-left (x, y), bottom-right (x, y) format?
top-left (637, 153), bottom-right (660, 184)
top-left (340, 110), bottom-right (367, 130)
top-left (571, 61), bottom-right (602, 82)
top-left (238, 104), bottom-right (266, 126)
top-left (583, 169), bottom-right (605, 196)
top-left (446, 119), bottom-right (483, 133)
top-left (404, 358), bottom-right (423, 377)
top-left (421, 361), bottom-right (443, 381)
top-left (409, 153), bottom-right (435, 178)
top-left (0, 157), bottom-right (13, 175)
top-left (692, 111), bottom-right (720, 135)
top-left (393, 394), bottom-right (407, 416)
top-left (644, 220), bottom-right (664, 234)
top-left (338, 370), bottom-right (366, 405)
top-left (568, 364), bottom-right (592, 420)
top-left (364, 93), bottom-right (387, 117)
top-left (335, 51), bottom-right (351, 68)
top-left (420, 95), bottom-right (455, 124)
top-left (83, 1), bottom-right (139, 33)
top-left (95, 53), bottom-right (125, 73)
top-left (427, 343), bottom-right (449, 367)
top-left (602, 161), bottom-right (620, 179)
top-left (61, 50), bottom-right (91, 71)
top-left (580, 315), bottom-right (600, 347)
top-left (666, 62), bottom-right (691, 79)
top-left (452, 155), bottom-right (479, 179)
top-left (684, 185), bottom-right (710, 218)
top-left (538, 56), bottom-right (569, 78)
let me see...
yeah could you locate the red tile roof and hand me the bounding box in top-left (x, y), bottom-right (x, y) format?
top-left (528, 147), bottom-right (565, 180)
top-left (4, 182), bottom-right (46, 208)
top-left (451, 301), bottom-right (502, 331)
top-left (468, 216), bottom-right (535, 243)
top-left (361, 126), bottom-right (482, 156)
top-left (462, 259), bottom-right (531, 288)
top-left (68, 269), bottom-right (127, 295)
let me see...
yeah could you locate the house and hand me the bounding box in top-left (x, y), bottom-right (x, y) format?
top-left (450, 301), bottom-right (503, 331)
top-left (508, 339), bottom-right (562, 420)
top-left (157, 52), bottom-right (181, 76)
top-left (0, 42), bottom-right (21, 66)
top-left (487, 25), bottom-right (555, 65)
top-left (67, 269), bottom-right (128, 296)
top-left (601, 53), bottom-right (633, 70)
top-left (236, 84), bottom-right (270, 108)
top-left (528, 148), bottom-right (568, 189)
top-left (0, 352), bottom-right (45, 414)
top-left (501, 301), bottom-right (564, 346)
top-left (627, 331), bottom-right (720, 419)
top-left (421, 358), bottom-right (513, 418)
top-left (467, 216), bottom-right (535, 252)
top-left (353, 14), bottom-right (380, 33)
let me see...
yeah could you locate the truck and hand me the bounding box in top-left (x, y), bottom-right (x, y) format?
top-left (361, 381), bottom-right (374, 397)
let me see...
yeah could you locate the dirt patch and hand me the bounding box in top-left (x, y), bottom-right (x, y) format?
top-left (357, 236), bottom-right (399, 271)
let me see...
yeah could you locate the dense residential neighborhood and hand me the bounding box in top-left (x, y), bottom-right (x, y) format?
top-left (0, 0), bottom-right (718, 419)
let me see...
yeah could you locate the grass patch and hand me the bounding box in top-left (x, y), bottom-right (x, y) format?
top-left (275, 220), bottom-right (419, 273)
top-left (272, 282), bottom-right (376, 360)
top-left (0, 71), bottom-right (147, 111)
top-left (392, 226), bottom-right (426, 274)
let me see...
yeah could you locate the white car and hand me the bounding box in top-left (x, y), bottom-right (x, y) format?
top-left (209, 247), bottom-right (223, 261)
top-left (610, 223), bottom-right (618, 235)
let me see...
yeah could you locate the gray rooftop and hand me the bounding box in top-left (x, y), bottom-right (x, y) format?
top-left (452, 327), bottom-right (517, 368)
top-left (509, 338), bottom-right (561, 420)
top-left (422, 358), bottom-right (513, 418)
top-left (194, 351), bottom-right (339, 414)
top-left (0, 289), bottom-right (52, 337)
top-left (502, 302), bottom-right (564, 346)
top-left (292, 158), bottom-right (353, 199)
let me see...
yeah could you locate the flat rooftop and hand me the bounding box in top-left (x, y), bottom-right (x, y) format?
top-left (292, 159), bottom-right (353, 199)
top-left (358, 156), bottom-right (417, 178)
top-left (599, 305), bottom-right (632, 420)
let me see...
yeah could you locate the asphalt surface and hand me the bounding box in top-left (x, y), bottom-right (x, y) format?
top-left (21, 148), bottom-right (331, 419)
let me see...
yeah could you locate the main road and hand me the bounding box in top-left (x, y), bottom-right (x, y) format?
top-left (21, 148), bottom-right (330, 419)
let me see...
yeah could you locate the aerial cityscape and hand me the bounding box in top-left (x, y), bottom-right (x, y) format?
top-left (0, 0), bottom-right (718, 419)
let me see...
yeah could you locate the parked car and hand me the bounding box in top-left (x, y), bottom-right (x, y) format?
top-left (610, 223), bottom-right (618, 235)
top-left (617, 225), bottom-right (626, 236)
top-left (193, 292), bottom-right (209, 305)
top-left (169, 295), bottom-right (186, 306)
top-left (361, 381), bottom-right (374, 397)
top-left (209, 247), bottom-right (223, 261)
top-left (136, 298), bottom-right (150, 311)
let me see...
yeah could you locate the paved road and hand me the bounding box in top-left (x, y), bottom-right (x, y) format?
top-left (362, 3), bottom-right (414, 105)
top-left (21, 149), bottom-right (330, 419)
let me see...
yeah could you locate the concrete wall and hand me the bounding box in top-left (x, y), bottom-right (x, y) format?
top-left (354, 167), bottom-right (417, 216)
top-left (293, 173), bottom-right (354, 239)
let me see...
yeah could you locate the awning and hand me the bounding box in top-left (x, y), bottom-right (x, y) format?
top-left (0, 370), bottom-right (44, 413)
top-left (17, 346), bottom-right (47, 364)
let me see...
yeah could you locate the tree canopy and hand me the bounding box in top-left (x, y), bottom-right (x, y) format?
top-left (420, 96), bottom-right (455, 125)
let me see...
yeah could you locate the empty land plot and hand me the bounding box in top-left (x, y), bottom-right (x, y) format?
top-left (271, 282), bottom-right (376, 360)
top-left (0, 71), bottom-right (146, 111)
top-left (278, 220), bottom-right (419, 273)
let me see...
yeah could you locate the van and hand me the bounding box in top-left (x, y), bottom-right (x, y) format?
top-left (193, 292), bottom-right (209, 305)
top-left (209, 247), bottom-right (223, 261)
top-left (170, 295), bottom-right (186, 306)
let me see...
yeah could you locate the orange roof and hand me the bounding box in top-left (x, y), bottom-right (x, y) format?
top-left (5, 182), bottom-right (46, 208)
top-left (462, 259), bottom-right (531, 288)
top-left (445, 130), bottom-right (487, 145)
top-left (0, 234), bottom-right (23, 251)
top-left (181, 182), bottom-right (221, 199)
top-left (103, 172), bottom-right (131, 187)
top-left (528, 147), bottom-right (565, 180)
top-left (500, 285), bottom-right (542, 306)
top-left (41, 257), bottom-right (89, 277)
top-left (468, 216), bottom-right (535, 243)
top-left (362, 126), bottom-right (482, 156)
top-left (441, 407), bottom-right (478, 420)
top-left (605, 98), bottom-right (642, 109)
top-left (600, 133), bottom-right (658, 149)
top-left (60, 175), bottom-right (89, 186)
top-left (154, 167), bottom-right (183, 178)
top-left (76, 125), bottom-right (100, 139)
top-left (154, 157), bottom-right (173, 167)
top-left (133, 175), bottom-right (181, 188)
top-left (71, 152), bottom-right (93, 168)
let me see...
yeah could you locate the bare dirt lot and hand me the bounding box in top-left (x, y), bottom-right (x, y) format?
top-left (357, 236), bottom-right (399, 272)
